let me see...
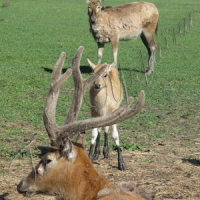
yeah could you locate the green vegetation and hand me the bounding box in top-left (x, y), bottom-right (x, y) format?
top-left (0, 0), bottom-right (199, 159)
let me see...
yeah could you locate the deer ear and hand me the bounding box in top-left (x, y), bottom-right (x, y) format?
top-left (61, 138), bottom-right (77, 162)
top-left (76, 133), bottom-right (86, 146)
top-left (85, 0), bottom-right (90, 4)
top-left (108, 62), bottom-right (117, 72)
top-left (87, 58), bottom-right (96, 70)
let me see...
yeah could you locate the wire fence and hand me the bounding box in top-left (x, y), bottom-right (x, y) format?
top-left (118, 10), bottom-right (200, 99)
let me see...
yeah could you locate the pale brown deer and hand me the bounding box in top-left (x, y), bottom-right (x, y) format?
top-left (96, 181), bottom-right (157, 200)
top-left (17, 47), bottom-right (154, 200)
top-left (86, 0), bottom-right (159, 75)
top-left (87, 59), bottom-right (126, 170)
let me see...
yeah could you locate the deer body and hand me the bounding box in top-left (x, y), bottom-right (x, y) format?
top-left (17, 143), bottom-right (110, 200)
top-left (87, 60), bottom-right (126, 170)
top-left (18, 142), bottom-right (155, 200)
top-left (17, 47), bottom-right (149, 199)
top-left (89, 62), bottom-right (123, 115)
top-left (86, 1), bottom-right (159, 75)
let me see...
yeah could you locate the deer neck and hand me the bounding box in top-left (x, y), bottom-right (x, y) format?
top-left (61, 145), bottom-right (111, 200)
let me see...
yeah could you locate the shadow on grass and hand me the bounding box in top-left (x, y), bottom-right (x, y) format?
top-left (42, 65), bottom-right (92, 74)
top-left (0, 193), bottom-right (9, 200)
top-left (182, 158), bottom-right (200, 166)
top-left (42, 66), bottom-right (144, 75)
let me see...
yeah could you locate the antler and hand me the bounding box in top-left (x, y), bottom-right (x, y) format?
top-left (43, 46), bottom-right (145, 147)
top-left (65, 47), bottom-right (107, 124)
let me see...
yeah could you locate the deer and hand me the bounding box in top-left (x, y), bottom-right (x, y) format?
top-left (96, 181), bottom-right (157, 200)
top-left (87, 59), bottom-right (126, 170)
top-left (17, 46), bottom-right (154, 200)
top-left (86, 0), bottom-right (159, 75)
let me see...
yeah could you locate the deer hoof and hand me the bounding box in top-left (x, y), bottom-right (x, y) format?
top-left (118, 162), bottom-right (126, 171)
top-left (145, 69), bottom-right (153, 75)
top-left (103, 147), bottom-right (110, 158)
top-left (93, 152), bottom-right (100, 160)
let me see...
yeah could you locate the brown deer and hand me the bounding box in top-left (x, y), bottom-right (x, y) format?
top-left (17, 47), bottom-right (154, 200)
top-left (86, 0), bottom-right (159, 75)
top-left (87, 59), bottom-right (126, 170)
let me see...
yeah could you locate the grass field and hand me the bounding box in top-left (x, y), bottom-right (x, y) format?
top-left (0, 0), bottom-right (200, 199)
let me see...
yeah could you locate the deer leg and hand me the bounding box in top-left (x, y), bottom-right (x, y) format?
top-left (89, 144), bottom-right (94, 160)
top-left (103, 126), bottom-right (110, 158)
top-left (111, 124), bottom-right (126, 170)
top-left (116, 146), bottom-right (126, 171)
top-left (110, 37), bottom-right (119, 63)
top-left (93, 131), bottom-right (101, 160)
top-left (97, 42), bottom-right (104, 64)
top-left (89, 128), bottom-right (99, 160)
top-left (140, 32), bottom-right (156, 75)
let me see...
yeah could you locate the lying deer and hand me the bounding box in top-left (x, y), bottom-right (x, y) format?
top-left (86, 0), bottom-right (159, 75)
top-left (87, 59), bottom-right (126, 170)
top-left (17, 47), bottom-right (154, 200)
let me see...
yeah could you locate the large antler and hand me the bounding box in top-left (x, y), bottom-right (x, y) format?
top-left (43, 46), bottom-right (145, 147)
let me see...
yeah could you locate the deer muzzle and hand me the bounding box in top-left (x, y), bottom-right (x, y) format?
top-left (94, 83), bottom-right (101, 90)
top-left (17, 180), bottom-right (36, 196)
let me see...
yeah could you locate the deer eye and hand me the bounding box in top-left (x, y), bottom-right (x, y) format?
top-left (46, 159), bottom-right (52, 164)
top-left (104, 73), bottom-right (108, 78)
top-left (44, 158), bottom-right (52, 166)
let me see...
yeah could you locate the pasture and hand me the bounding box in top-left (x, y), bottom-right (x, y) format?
top-left (0, 0), bottom-right (200, 199)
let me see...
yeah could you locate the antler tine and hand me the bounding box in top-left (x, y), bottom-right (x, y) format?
top-left (84, 91), bottom-right (145, 129)
top-left (65, 46), bottom-right (84, 124)
top-left (51, 52), bottom-right (66, 85)
top-left (43, 52), bottom-right (72, 147)
top-left (59, 91), bottom-right (145, 138)
top-left (97, 90), bottom-right (145, 126)
top-left (65, 46), bottom-right (108, 124)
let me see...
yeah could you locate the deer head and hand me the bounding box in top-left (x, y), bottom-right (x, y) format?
top-left (17, 46), bottom-right (145, 199)
top-left (86, 0), bottom-right (104, 23)
top-left (87, 59), bottom-right (117, 90)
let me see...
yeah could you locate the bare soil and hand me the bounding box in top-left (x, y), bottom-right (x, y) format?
top-left (0, 105), bottom-right (200, 200)
top-left (1, 134), bottom-right (200, 200)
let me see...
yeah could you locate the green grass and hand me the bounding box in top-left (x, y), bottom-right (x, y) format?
top-left (0, 0), bottom-right (200, 158)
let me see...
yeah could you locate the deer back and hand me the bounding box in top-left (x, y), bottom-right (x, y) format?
top-left (86, 1), bottom-right (159, 42)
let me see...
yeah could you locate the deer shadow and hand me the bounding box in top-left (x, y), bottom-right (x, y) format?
top-left (42, 65), bottom-right (92, 74)
top-left (42, 66), bottom-right (144, 75)
top-left (182, 158), bottom-right (200, 166)
top-left (118, 67), bottom-right (144, 74)
top-left (0, 193), bottom-right (9, 200)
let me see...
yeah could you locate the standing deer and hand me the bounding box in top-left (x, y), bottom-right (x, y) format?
top-left (17, 47), bottom-right (153, 200)
top-left (86, 0), bottom-right (159, 75)
top-left (87, 59), bottom-right (126, 170)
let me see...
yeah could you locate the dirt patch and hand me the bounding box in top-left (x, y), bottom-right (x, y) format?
top-left (0, 105), bottom-right (199, 200)
top-left (1, 136), bottom-right (200, 200)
